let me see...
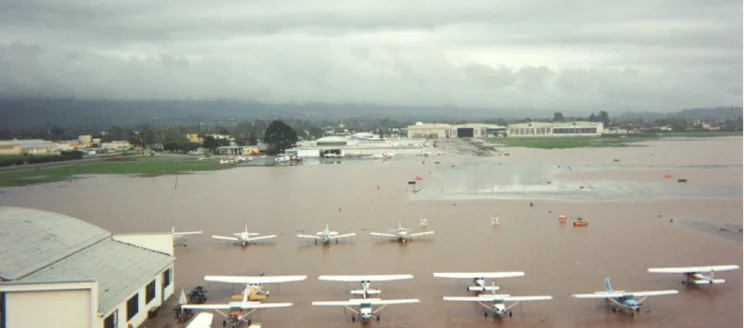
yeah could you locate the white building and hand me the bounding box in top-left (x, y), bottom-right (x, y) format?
top-left (507, 121), bottom-right (604, 137)
top-left (0, 207), bottom-right (175, 328)
top-left (406, 122), bottom-right (507, 139)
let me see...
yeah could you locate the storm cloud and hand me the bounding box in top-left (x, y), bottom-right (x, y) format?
top-left (0, 0), bottom-right (741, 112)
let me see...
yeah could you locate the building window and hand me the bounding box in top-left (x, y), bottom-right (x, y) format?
top-left (162, 268), bottom-right (171, 288)
top-left (104, 310), bottom-right (118, 328)
top-left (127, 294), bottom-right (139, 321)
top-left (146, 280), bottom-right (156, 304)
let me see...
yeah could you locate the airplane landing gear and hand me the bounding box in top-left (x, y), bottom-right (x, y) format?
top-left (377, 315), bottom-right (381, 322)
top-left (351, 316), bottom-right (355, 322)
top-left (484, 312), bottom-right (488, 318)
top-left (509, 311), bottom-right (513, 318)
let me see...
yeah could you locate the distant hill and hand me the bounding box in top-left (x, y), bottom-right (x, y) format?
top-left (0, 97), bottom-right (739, 128)
top-left (0, 98), bottom-right (555, 128)
top-left (618, 107), bottom-right (742, 121)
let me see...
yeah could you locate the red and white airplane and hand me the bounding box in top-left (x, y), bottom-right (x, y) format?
top-left (647, 264), bottom-right (740, 285)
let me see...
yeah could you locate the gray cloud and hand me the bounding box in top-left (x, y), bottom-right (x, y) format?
top-left (0, 0), bottom-right (740, 112)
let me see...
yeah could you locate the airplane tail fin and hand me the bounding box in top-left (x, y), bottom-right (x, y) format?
top-left (604, 278), bottom-right (612, 292)
top-left (172, 226), bottom-right (175, 234)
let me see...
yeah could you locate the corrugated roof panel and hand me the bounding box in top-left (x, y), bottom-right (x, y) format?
top-left (0, 207), bottom-right (111, 280)
top-left (21, 238), bottom-right (173, 313)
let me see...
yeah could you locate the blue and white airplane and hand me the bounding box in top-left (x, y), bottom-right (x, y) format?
top-left (297, 224), bottom-right (356, 245)
top-left (571, 278), bottom-right (678, 315)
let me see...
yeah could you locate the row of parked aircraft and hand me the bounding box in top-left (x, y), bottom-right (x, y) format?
top-left (171, 222), bottom-right (435, 247)
top-left (181, 265), bottom-right (739, 327)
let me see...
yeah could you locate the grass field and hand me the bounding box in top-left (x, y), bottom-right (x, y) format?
top-left (0, 156), bottom-right (228, 187)
top-left (482, 131), bottom-right (741, 150)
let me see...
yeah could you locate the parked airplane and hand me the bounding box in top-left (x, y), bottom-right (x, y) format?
top-left (571, 278), bottom-right (678, 315)
top-left (369, 221), bottom-right (434, 243)
top-left (442, 283), bottom-right (552, 318)
top-left (312, 298), bottom-right (421, 323)
top-left (297, 224), bottom-right (356, 245)
top-left (204, 275), bottom-right (307, 301)
top-left (172, 226), bottom-right (203, 246)
top-left (183, 300), bottom-right (291, 328)
top-left (647, 265), bottom-right (740, 285)
top-left (433, 272), bottom-right (526, 292)
top-left (186, 312), bottom-right (214, 328)
top-left (318, 274), bottom-right (414, 298)
top-left (212, 225), bottom-right (278, 246)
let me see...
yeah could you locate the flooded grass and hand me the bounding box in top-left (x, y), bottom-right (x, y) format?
top-left (0, 157), bottom-right (230, 187)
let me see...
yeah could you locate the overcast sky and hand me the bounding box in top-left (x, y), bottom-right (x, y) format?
top-left (0, 0), bottom-right (741, 112)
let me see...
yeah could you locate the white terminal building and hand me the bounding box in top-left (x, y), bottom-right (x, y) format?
top-left (406, 121), bottom-right (603, 138)
top-left (0, 207), bottom-right (175, 328)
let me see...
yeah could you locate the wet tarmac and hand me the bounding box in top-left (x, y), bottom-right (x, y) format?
top-left (0, 138), bottom-right (741, 328)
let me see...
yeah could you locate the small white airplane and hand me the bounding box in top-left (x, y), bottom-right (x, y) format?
top-left (442, 283), bottom-right (552, 318)
top-left (571, 278), bottom-right (678, 315)
top-left (212, 225), bottom-right (278, 246)
top-left (647, 264), bottom-right (740, 285)
top-left (297, 224), bottom-right (356, 245)
top-left (369, 221), bottom-right (434, 243)
top-left (312, 298), bottom-right (420, 323)
top-left (186, 312), bottom-right (214, 328)
top-left (172, 226), bottom-right (203, 247)
top-left (204, 274), bottom-right (308, 301)
top-left (318, 274), bottom-right (414, 298)
top-left (433, 271), bottom-right (526, 292)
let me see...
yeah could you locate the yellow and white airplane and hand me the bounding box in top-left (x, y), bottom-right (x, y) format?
top-left (296, 224), bottom-right (356, 245)
top-left (171, 226), bottom-right (203, 246)
top-left (369, 221), bottom-right (434, 243)
top-left (183, 275), bottom-right (305, 327)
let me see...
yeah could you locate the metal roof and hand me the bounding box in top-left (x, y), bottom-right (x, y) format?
top-left (0, 207), bottom-right (174, 314)
top-left (10, 139), bottom-right (54, 148)
top-left (0, 207), bottom-right (111, 281)
top-left (21, 238), bottom-right (173, 313)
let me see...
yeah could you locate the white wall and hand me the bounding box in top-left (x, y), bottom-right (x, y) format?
top-left (6, 289), bottom-right (92, 328)
top-left (102, 265), bottom-right (175, 328)
top-left (112, 234), bottom-right (174, 256)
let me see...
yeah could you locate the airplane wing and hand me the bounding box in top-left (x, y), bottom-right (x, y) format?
top-left (627, 290), bottom-right (679, 297)
top-left (205, 275), bottom-right (308, 284)
top-left (297, 234), bottom-right (322, 239)
top-left (312, 299), bottom-right (420, 306)
top-left (370, 232), bottom-right (397, 238)
top-left (318, 274), bottom-right (414, 282)
top-left (212, 235), bottom-right (240, 241)
top-left (186, 312), bottom-right (214, 328)
top-left (648, 265), bottom-right (740, 274)
top-left (332, 233), bottom-right (356, 239)
top-left (244, 235), bottom-right (278, 242)
top-left (174, 231), bottom-right (203, 236)
top-left (571, 292), bottom-right (626, 299)
top-left (434, 272), bottom-right (525, 279)
top-left (183, 302), bottom-right (294, 310)
top-left (408, 231), bottom-right (434, 238)
top-left (444, 295), bottom-right (552, 302)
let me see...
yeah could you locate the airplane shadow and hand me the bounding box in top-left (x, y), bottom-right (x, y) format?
top-left (370, 238), bottom-right (435, 248)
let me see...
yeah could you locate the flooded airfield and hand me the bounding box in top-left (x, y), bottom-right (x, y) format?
top-left (0, 138), bottom-right (742, 328)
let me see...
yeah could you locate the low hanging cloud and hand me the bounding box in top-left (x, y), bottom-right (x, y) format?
top-left (0, 0), bottom-right (741, 112)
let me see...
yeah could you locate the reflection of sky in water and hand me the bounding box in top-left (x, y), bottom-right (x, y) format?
top-left (412, 162), bottom-right (742, 201)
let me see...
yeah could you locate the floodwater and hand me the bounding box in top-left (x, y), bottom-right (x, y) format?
top-left (1, 138), bottom-right (742, 328)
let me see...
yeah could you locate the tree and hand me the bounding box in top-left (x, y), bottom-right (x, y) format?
top-left (264, 120), bottom-right (298, 155)
top-left (378, 128), bottom-right (385, 139)
top-left (598, 111), bottom-right (610, 127)
top-left (553, 112), bottom-right (565, 122)
top-left (142, 125), bottom-right (156, 147)
top-left (588, 113), bottom-right (597, 122)
top-left (203, 136), bottom-right (218, 153)
top-left (247, 132), bottom-right (258, 146)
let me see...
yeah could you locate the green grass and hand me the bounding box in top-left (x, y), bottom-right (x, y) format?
top-left (485, 136), bottom-right (649, 149)
top-left (481, 131), bottom-right (741, 150)
top-left (657, 131), bottom-right (743, 138)
top-left (0, 157), bottom-right (229, 187)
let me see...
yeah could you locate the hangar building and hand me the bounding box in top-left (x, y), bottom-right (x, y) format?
top-left (0, 207), bottom-right (175, 328)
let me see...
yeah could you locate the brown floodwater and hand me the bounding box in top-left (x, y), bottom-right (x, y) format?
top-left (0, 138), bottom-right (742, 328)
